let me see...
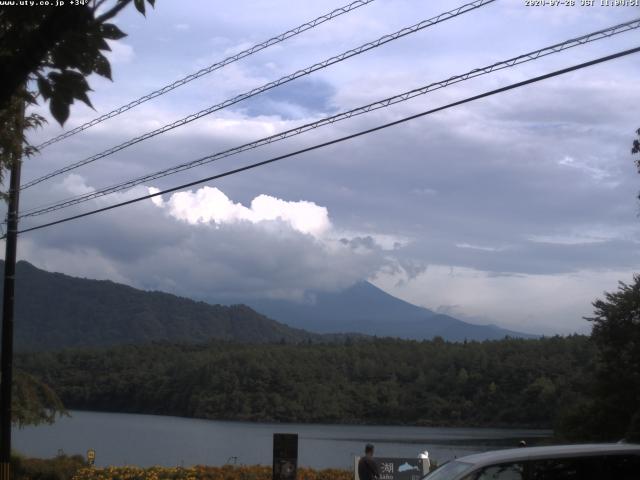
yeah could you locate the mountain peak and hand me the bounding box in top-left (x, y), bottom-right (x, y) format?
top-left (245, 282), bottom-right (537, 341)
top-left (4, 261), bottom-right (536, 346)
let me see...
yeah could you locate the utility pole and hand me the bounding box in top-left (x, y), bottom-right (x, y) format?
top-left (0, 95), bottom-right (24, 480)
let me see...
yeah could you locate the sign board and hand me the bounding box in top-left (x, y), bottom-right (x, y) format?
top-left (354, 457), bottom-right (428, 480)
top-left (86, 449), bottom-right (96, 466)
top-left (273, 433), bottom-right (298, 480)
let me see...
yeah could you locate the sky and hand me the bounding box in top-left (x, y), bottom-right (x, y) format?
top-left (6, 0), bottom-right (640, 335)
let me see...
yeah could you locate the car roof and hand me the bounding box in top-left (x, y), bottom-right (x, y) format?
top-left (454, 443), bottom-right (640, 468)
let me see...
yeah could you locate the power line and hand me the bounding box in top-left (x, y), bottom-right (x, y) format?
top-left (19, 17), bottom-right (640, 219)
top-left (20, 0), bottom-right (496, 190)
top-left (33, 0), bottom-right (377, 151)
top-left (12, 45), bottom-right (640, 238)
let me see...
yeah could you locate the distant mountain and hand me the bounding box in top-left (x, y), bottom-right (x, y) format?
top-left (3, 261), bottom-right (534, 352)
top-left (2, 261), bottom-right (337, 352)
top-left (244, 281), bottom-right (536, 341)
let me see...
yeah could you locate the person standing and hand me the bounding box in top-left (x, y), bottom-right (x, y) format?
top-left (419, 450), bottom-right (430, 474)
top-left (358, 443), bottom-right (380, 480)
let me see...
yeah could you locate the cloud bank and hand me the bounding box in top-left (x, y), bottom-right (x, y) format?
top-left (18, 181), bottom-right (397, 303)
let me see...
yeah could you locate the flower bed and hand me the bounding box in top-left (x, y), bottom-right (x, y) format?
top-left (72, 465), bottom-right (353, 480)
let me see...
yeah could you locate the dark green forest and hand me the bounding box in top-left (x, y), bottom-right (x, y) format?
top-left (18, 336), bottom-right (595, 430)
top-left (3, 261), bottom-right (359, 351)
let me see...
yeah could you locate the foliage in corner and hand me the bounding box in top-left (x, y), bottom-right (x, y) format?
top-left (0, 1), bottom-right (154, 426)
top-left (11, 370), bottom-right (68, 428)
top-left (558, 276), bottom-right (640, 442)
top-left (633, 127), bottom-right (640, 201)
top-left (0, 89), bottom-right (46, 195)
top-left (587, 276), bottom-right (640, 442)
top-left (0, 0), bottom-right (155, 125)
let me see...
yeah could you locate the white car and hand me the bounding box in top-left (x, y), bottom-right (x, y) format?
top-left (423, 443), bottom-right (640, 480)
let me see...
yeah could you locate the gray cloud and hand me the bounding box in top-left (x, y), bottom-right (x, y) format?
top-left (236, 77), bottom-right (337, 120)
top-left (17, 184), bottom-right (395, 302)
top-left (9, 0), bottom-right (640, 333)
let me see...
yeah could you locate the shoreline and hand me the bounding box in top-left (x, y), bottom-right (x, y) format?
top-left (56, 408), bottom-right (556, 433)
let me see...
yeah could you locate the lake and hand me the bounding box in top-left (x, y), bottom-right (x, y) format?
top-left (14, 411), bottom-right (551, 469)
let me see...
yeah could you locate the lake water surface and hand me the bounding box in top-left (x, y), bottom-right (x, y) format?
top-left (14, 411), bottom-right (551, 469)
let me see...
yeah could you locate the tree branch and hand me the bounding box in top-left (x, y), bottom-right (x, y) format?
top-left (95, 0), bottom-right (132, 23)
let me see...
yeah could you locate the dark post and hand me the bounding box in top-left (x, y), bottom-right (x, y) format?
top-left (0, 96), bottom-right (24, 480)
top-left (273, 433), bottom-right (298, 480)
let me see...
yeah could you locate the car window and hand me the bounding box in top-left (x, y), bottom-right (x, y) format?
top-left (474, 463), bottom-right (524, 480)
top-left (423, 461), bottom-right (474, 480)
top-left (601, 454), bottom-right (640, 480)
top-left (525, 453), bottom-right (640, 480)
top-left (526, 457), bottom-right (600, 480)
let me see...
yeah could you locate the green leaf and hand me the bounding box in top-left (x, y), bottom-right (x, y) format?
top-left (47, 72), bottom-right (71, 104)
top-left (74, 88), bottom-right (94, 109)
top-left (93, 53), bottom-right (112, 80)
top-left (97, 37), bottom-right (111, 52)
top-left (50, 71), bottom-right (89, 103)
top-left (147, 0), bottom-right (155, 6)
top-left (47, 70), bottom-right (95, 120)
top-left (50, 97), bottom-right (70, 125)
top-left (65, 72), bottom-right (93, 105)
top-left (36, 76), bottom-right (52, 101)
top-left (100, 23), bottom-right (127, 41)
top-left (134, 0), bottom-right (146, 16)
top-left (75, 51), bottom-right (97, 76)
top-left (51, 47), bottom-right (74, 70)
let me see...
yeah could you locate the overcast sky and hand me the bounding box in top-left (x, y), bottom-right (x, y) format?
top-left (7, 0), bottom-right (640, 335)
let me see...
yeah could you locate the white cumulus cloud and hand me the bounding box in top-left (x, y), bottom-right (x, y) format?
top-left (16, 179), bottom-right (396, 302)
top-left (150, 186), bottom-right (331, 237)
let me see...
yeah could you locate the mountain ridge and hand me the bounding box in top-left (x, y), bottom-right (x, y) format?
top-left (243, 281), bottom-right (536, 341)
top-left (3, 260), bottom-right (535, 351)
top-left (2, 260), bottom-right (333, 351)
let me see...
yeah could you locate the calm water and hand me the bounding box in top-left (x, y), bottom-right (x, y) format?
top-left (14, 411), bottom-right (551, 469)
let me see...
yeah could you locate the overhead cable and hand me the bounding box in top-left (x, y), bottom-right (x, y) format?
top-left (12, 45), bottom-right (640, 237)
top-left (34, 0), bottom-right (378, 151)
top-left (19, 17), bottom-right (640, 218)
top-left (20, 0), bottom-right (496, 190)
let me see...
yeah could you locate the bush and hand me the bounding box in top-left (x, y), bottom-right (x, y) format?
top-left (12, 453), bottom-right (87, 480)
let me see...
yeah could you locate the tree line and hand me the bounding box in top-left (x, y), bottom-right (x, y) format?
top-left (17, 335), bottom-right (595, 430)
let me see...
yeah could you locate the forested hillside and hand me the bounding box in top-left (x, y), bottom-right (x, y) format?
top-left (3, 261), bottom-right (346, 351)
top-left (3, 261), bottom-right (513, 350)
top-left (18, 336), bottom-right (594, 428)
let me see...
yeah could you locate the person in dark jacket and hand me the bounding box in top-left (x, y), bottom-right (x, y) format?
top-left (358, 443), bottom-right (379, 480)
